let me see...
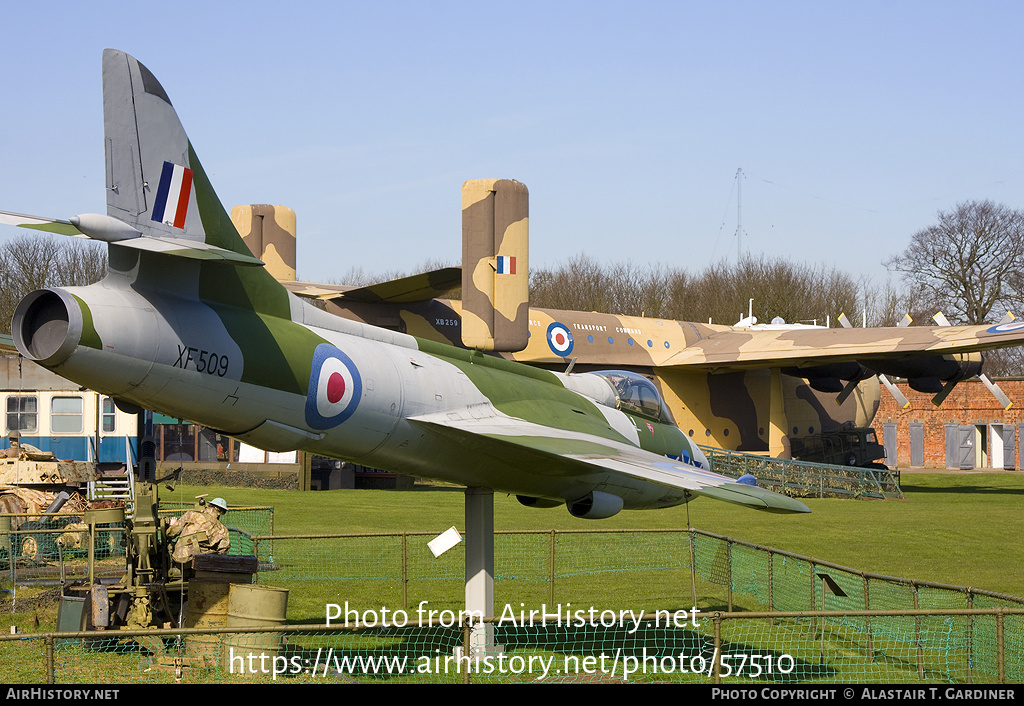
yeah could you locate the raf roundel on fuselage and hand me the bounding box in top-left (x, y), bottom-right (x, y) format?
top-left (546, 322), bottom-right (574, 356)
top-left (305, 344), bottom-right (362, 429)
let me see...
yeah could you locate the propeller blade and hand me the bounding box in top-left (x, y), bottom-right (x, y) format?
top-left (980, 373), bottom-right (1013, 410)
top-left (931, 380), bottom-right (958, 406)
top-left (879, 374), bottom-right (910, 409)
top-left (836, 378), bottom-right (859, 405)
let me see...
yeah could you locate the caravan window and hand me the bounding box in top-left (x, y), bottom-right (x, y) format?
top-left (102, 397), bottom-right (116, 433)
top-left (51, 396), bottom-right (84, 433)
top-left (6, 396), bottom-right (38, 433)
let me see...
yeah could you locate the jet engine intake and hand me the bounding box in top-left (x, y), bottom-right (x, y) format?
top-left (12, 289), bottom-right (80, 367)
top-left (567, 491), bottom-right (624, 519)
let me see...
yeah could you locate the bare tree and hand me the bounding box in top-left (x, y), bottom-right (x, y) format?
top-left (530, 253), bottom-right (862, 326)
top-left (688, 256), bottom-right (861, 326)
top-left (530, 253), bottom-right (615, 314)
top-left (0, 234), bottom-right (107, 334)
top-left (885, 200), bottom-right (1024, 325)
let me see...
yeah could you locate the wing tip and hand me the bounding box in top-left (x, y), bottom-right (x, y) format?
top-left (699, 482), bottom-right (811, 514)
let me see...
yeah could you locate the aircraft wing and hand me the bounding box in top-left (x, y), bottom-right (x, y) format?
top-left (409, 408), bottom-right (810, 514)
top-left (661, 322), bottom-right (1024, 371)
top-left (284, 267), bottom-right (462, 304)
top-left (0, 211), bottom-right (264, 266)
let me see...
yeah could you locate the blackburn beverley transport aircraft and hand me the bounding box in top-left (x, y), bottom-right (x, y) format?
top-left (268, 209), bottom-right (1024, 461)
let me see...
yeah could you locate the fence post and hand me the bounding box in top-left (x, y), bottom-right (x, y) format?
top-left (863, 573), bottom-right (873, 659)
top-left (712, 612), bottom-right (723, 684)
top-left (401, 533), bottom-right (408, 611)
top-left (913, 582), bottom-right (924, 679)
top-left (997, 608), bottom-right (1005, 684)
top-left (810, 561), bottom-right (817, 638)
top-left (726, 541), bottom-right (733, 612)
top-left (688, 529), bottom-right (697, 609)
top-left (462, 617), bottom-right (474, 685)
top-left (767, 550), bottom-right (774, 626)
top-left (549, 530), bottom-right (556, 606)
top-left (966, 590), bottom-right (974, 684)
top-left (45, 634), bottom-right (54, 684)
top-left (0, 516), bottom-right (11, 585)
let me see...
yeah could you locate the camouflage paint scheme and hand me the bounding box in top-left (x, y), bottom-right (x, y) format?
top-left (460, 179), bottom-right (529, 352)
top-left (231, 205), bottom-right (296, 282)
top-left (279, 166), bottom-right (1024, 458)
top-left (285, 192), bottom-right (1024, 458)
top-left (0, 50), bottom-right (809, 517)
top-left (303, 285), bottom-right (1024, 459)
top-left (288, 291), bottom-right (882, 456)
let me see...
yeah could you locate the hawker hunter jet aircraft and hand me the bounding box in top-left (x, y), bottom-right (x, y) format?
top-left (0, 49), bottom-right (810, 517)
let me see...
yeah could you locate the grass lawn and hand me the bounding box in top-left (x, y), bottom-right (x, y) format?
top-left (3, 471), bottom-right (1022, 684)
top-left (171, 471), bottom-right (1024, 599)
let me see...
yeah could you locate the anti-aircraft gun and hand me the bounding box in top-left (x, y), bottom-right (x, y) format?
top-left (64, 480), bottom-right (255, 636)
top-left (80, 481), bottom-right (182, 630)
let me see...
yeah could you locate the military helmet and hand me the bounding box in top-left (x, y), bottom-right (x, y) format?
top-left (209, 497), bottom-right (228, 512)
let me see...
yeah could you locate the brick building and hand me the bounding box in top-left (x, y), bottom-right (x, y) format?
top-left (875, 377), bottom-right (1024, 470)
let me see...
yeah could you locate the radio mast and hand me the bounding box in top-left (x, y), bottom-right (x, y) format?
top-left (735, 167), bottom-right (744, 262)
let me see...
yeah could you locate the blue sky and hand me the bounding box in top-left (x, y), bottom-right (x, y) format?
top-left (2, 1), bottom-right (1022, 293)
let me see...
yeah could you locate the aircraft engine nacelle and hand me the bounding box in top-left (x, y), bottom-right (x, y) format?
top-left (782, 362), bottom-right (873, 393)
top-left (864, 353), bottom-right (984, 394)
top-left (567, 491), bottom-right (624, 519)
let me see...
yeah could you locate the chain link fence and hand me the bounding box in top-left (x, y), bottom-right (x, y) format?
top-left (0, 506), bottom-right (272, 584)
top-left (2, 522), bottom-right (1021, 683)
top-left (3, 609), bottom-right (1022, 684)
top-left (250, 528), bottom-right (1024, 684)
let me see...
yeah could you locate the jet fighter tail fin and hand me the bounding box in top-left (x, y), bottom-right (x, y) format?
top-left (100, 49), bottom-right (290, 315)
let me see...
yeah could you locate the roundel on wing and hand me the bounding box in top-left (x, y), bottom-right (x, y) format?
top-left (546, 322), bottom-right (574, 357)
top-left (305, 344), bottom-right (362, 429)
top-left (987, 321), bottom-right (1024, 334)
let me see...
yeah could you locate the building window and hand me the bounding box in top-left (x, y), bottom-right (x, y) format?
top-left (102, 397), bottom-right (116, 433)
top-left (6, 396), bottom-right (38, 434)
top-left (51, 396), bottom-right (84, 434)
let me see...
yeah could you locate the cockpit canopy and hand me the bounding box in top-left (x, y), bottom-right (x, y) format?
top-left (592, 370), bottom-right (676, 425)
